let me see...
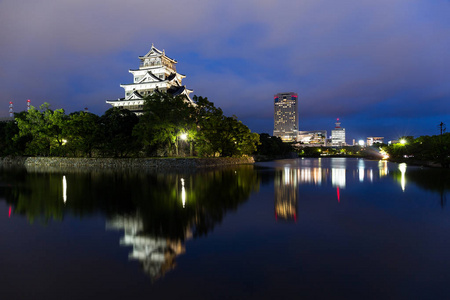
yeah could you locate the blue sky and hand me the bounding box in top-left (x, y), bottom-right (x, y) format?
top-left (0, 0), bottom-right (449, 142)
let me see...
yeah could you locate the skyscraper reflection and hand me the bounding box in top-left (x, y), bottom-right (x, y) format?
top-left (331, 158), bottom-right (346, 189)
top-left (378, 160), bottom-right (389, 177)
top-left (274, 167), bottom-right (298, 222)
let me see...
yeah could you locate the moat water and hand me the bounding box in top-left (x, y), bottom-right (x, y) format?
top-left (0, 158), bottom-right (449, 299)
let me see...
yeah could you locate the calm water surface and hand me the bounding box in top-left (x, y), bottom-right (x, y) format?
top-left (0, 158), bottom-right (449, 299)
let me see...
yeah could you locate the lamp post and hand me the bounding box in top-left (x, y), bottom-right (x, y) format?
top-left (179, 133), bottom-right (188, 157)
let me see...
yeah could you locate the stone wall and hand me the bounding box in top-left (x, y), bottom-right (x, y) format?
top-left (0, 156), bottom-right (254, 169)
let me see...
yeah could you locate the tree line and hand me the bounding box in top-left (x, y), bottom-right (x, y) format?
top-left (0, 93), bottom-right (260, 158)
top-left (384, 133), bottom-right (450, 168)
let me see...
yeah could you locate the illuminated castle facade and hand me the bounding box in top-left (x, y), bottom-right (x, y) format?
top-left (106, 44), bottom-right (193, 113)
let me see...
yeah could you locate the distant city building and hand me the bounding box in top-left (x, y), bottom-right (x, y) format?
top-left (273, 92), bottom-right (298, 141)
top-left (331, 118), bottom-right (346, 146)
top-left (298, 130), bottom-right (328, 146)
top-left (106, 44), bottom-right (193, 114)
top-left (366, 137), bottom-right (384, 146)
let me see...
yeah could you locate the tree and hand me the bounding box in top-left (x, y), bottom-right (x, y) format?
top-left (64, 111), bottom-right (100, 157)
top-left (14, 103), bottom-right (68, 156)
top-left (134, 93), bottom-right (194, 156)
top-left (192, 96), bottom-right (259, 157)
top-left (256, 133), bottom-right (293, 156)
top-left (97, 108), bottom-right (140, 157)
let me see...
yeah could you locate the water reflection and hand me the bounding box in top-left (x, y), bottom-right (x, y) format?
top-left (106, 214), bottom-right (190, 281)
top-left (277, 158), bottom-right (390, 187)
top-left (391, 166), bottom-right (450, 207)
top-left (1, 159), bottom-right (449, 288)
top-left (274, 167), bottom-right (298, 222)
top-left (399, 163), bottom-right (407, 192)
top-left (0, 165), bottom-right (260, 281)
top-left (62, 175), bottom-right (67, 203)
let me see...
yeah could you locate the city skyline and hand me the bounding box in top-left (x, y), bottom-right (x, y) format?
top-left (1, 0), bottom-right (449, 142)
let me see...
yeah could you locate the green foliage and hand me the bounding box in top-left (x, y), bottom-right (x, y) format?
top-left (97, 108), bottom-right (140, 157)
top-left (3, 94), bottom-right (258, 158)
top-left (256, 133), bottom-right (293, 156)
top-left (386, 133), bottom-right (450, 167)
top-left (192, 96), bottom-right (259, 157)
top-left (64, 111), bottom-right (100, 157)
top-left (134, 94), bottom-right (259, 157)
top-left (0, 120), bottom-right (24, 156)
top-left (14, 103), bottom-right (68, 156)
top-left (134, 93), bottom-right (194, 156)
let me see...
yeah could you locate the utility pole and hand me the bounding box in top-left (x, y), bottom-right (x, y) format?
top-left (439, 122), bottom-right (446, 136)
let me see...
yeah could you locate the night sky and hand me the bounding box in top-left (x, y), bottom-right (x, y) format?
top-left (1, 0), bottom-right (449, 142)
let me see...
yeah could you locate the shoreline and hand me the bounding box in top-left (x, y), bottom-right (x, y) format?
top-left (0, 156), bottom-right (255, 170)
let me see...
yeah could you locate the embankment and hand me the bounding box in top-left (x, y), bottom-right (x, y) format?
top-left (0, 156), bottom-right (255, 169)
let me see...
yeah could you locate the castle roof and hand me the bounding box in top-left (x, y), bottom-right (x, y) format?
top-left (139, 44), bottom-right (177, 63)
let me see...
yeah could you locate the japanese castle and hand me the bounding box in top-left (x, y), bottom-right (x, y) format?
top-left (106, 44), bottom-right (193, 113)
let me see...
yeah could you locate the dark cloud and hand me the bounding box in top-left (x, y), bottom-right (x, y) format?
top-left (0, 0), bottom-right (449, 141)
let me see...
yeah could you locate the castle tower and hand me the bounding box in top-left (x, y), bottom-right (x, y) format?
top-left (106, 44), bottom-right (193, 114)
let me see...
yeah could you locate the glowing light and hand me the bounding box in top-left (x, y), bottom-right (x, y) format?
top-left (63, 175), bottom-right (67, 203)
top-left (9, 206), bottom-right (11, 218)
top-left (179, 133), bottom-right (187, 141)
top-left (181, 178), bottom-right (186, 208)
top-left (399, 163), bottom-right (407, 191)
top-left (400, 139), bottom-right (406, 145)
top-left (358, 140), bottom-right (365, 146)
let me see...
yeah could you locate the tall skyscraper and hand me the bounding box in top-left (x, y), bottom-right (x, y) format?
top-left (273, 92), bottom-right (298, 141)
top-left (331, 118), bottom-right (346, 146)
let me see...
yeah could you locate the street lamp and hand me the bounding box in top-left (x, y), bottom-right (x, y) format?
top-left (178, 133), bottom-right (188, 157)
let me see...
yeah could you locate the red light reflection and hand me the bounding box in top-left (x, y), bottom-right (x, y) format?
top-left (337, 186), bottom-right (340, 203)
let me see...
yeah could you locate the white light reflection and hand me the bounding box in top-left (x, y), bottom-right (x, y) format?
top-left (399, 163), bottom-right (407, 191)
top-left (299, 168), bottom-right (322, 185)
top-left (181, 178), bottom-right (186, 208)
top-left (332, 168), bottom-right (346, 188)
top-left (62, 175), bottom-right (67, 203)
top-left (331, 158), bottom-right (346, 188)
top-left (358, 159), bottom-right (365, 182)
top-left (284, 167), bottom-right (291, 185)
top-left (368, 169), bottom-right (373, 183)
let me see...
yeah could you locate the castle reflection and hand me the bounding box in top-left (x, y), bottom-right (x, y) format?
top-left (107, 214), bottom-right (190, 281)
top-left (0, 165), bottom-right (259, 282)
